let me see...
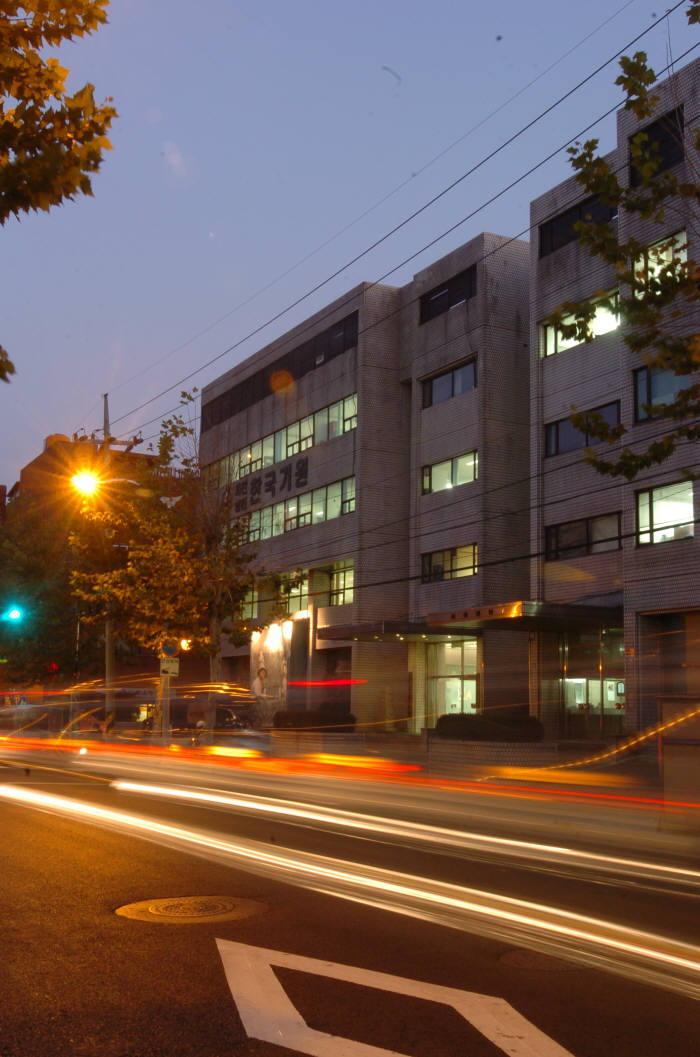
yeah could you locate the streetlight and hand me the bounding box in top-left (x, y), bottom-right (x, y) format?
top-left (71, 472), bottom-right (100, 496)
top-left (70, 470), bottom-right (138, 735)
top-left (70, 469), bottom-right (180, 742)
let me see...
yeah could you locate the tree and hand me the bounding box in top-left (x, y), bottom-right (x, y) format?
top-left (548, 2), bottom-right (700, 480)
top-left (0, 493), bottom-right (102, 685)
top-left (1, 1), bottom-right (116, 381)
top-left (70, 394), bottom-right (258, 690)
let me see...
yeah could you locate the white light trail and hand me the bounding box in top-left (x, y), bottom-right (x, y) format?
top-left (2, 783), bottom-right (699, 1000)
top-left (111, 779), bottom-right (700, 892)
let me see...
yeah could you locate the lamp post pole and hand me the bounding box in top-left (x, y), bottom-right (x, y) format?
top-left (102, 394), bottom-right (115, 736)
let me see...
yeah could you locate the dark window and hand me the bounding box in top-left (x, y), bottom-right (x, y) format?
top-left (539, 195), bottom-right (617, 257)
top-left (629, 106), bottom-right (684, 187)
top-left (201, 312), bottom-right (359, 432)
top-left (423, 360), bottom-right (477, 409)
top-left (545, 402), bottom-right (619, 456)
top-left (634, 366), bottom-right (686, 421)
top-left (419, 267), bottom-right (477, 324)
top-left (545, 513), bottom-right (621, 559)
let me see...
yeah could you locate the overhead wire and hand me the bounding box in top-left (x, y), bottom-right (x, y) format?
top-left (100, 0), bottom-right (641, 403)
top-left (113, 37), bottom-right (699, 452)
top-left (103, 5), bottom-right (693, 435)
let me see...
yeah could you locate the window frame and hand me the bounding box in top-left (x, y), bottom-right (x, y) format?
top-left (545, 401), bottom-right (620, 457)
top-left (419, 266), bottom-right (477, 325)
top-left (422, 360), bottom-right (477, 409)
top-left (542, 291), bottom-right (620, 357)
top-left (421, 544), bottom-right (478, 583)
top-left (203, 392), bottom-right (358, 488)
top-left (634, 365), bottom-right (687, 422)
top-left (632, 230), bottom-right (687, 298)
top-left (636, 481), bottom-right (694, 546)
top-left (422, 450), bottom-right (478, 494)
top-left (539, 195), bottom-right (618, 258)
top-left (329, 559), bottom-right (354, 606)
top-left (545, 513), bottom-right (622, 560)
top-left (629, 106), bottom-right (685, 188)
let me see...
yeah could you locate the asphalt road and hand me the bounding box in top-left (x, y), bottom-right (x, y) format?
top-left (1, 750), bottom-right (699, 1057)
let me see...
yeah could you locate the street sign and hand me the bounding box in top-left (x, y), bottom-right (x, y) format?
top-left (159, 656), bottom-right (179, 677)
top-left (216, 940), bottom-right (576, 1057)
top-left (162, 641), bottom-right (178, 657)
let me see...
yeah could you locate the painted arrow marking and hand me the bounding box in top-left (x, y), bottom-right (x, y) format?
top-left (216, 939), bottom-right (577, 1057)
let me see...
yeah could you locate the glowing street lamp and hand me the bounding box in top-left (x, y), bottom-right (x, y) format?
top-left (71, 472), bottom-right (100, 496)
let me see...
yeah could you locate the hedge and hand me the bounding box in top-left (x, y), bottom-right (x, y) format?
top-left (272, 710), bottom-right (356, 733)
top-left (435, 713), bottom-right (544, 742)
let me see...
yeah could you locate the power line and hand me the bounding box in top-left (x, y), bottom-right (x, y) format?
top-left (103, 9), bottom-right (692, 435)
top-left (101, 0), bottom-right (640, 405)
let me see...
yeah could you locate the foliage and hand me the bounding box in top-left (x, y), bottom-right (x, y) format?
top-left (70, 394), bottom-right (257, 679)
top-left (547, 6), bottom-right (700, 479)
top-left (1, 1), bottom-right (116, 381)
top-left (0, 493), bottom-right (101, 683)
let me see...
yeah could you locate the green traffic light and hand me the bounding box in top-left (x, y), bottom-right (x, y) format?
top-left (2, 606), bottom-right (23, 622)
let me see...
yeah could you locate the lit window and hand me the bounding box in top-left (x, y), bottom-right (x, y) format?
top-left (637, 481), bottom-right (694, 545)
top-left (248, 509), bottom-right (261, 542)
top-left (203, 393), bottom-right (358, 492)
top-left (341, 477), bottom-right (355, 515)
top-left (250, 439), bottom-right (263, 471)
top-left (427, 640), bottom-right (479, 715)
top-left (298, 492), bottom-right (312, 527)
top-left (327, 481), bottom-right (342, 520)
top-left (542, 292), bottom-right (620, 356)
top-left (312, 487), bottom-right (326, 524)
top-left (284, 496), bottom-right (299, 532)
top-left (281, 573), bottom-right (309, 613)
top-left (240, 586), bottom-right (258, 621)
top-left (343, 394), bottom-right (358, 432)
top-left (329, 559), bottom-right (354, 606)
top-left (238, 477), bottom-right (355, 541)
top-left (423, 450), bottom-right (477, 494)
top-left (421, 544), bottom-right (477, 582)
top-left (328, 401), bottom-right (343, 439)
top-left (633, 231), bottom-right (687, 298)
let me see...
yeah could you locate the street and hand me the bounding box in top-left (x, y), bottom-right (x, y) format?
top-left (1, 742), bottom-right (699, 1056)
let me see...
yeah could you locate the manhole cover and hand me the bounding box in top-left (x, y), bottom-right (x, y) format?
top-left (499, 949), bottom-right (579, 972)
top-left (115, 895), bottom-right (263, 924)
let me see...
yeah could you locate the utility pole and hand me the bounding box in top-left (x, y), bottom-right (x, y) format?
top-left (102, 393), bottom-right (115, 736)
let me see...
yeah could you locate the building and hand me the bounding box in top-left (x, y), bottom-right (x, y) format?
top-left (200, 234), bottom-right (532, 732)
top-left (528, 56), bottom-right (700, 739)
top-left (200, 56), bottom-right (699, 740)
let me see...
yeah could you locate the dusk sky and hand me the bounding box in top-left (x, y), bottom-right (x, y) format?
top-left (2, 0), bottom-right (696, 487)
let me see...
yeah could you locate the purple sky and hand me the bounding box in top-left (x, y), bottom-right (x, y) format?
top-left (2, 0), bottom-right (695, 486)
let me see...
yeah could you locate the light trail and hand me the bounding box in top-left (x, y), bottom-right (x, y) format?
top-left (111, 779), bottom-right (700, 893)
top-left (1, 783), bottom-right (699, 1000)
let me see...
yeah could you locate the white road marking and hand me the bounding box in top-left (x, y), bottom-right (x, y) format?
top-left (216, 939), bottom-right (577, 1057)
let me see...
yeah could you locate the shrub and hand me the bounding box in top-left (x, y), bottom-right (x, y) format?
top-left (272, 710), bottom-right (356, 733)
top-left (435, 713), bottom-right (543, 742)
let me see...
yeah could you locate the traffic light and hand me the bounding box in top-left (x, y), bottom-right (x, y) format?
top-left (1, 605), bottom-right (24, 623)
